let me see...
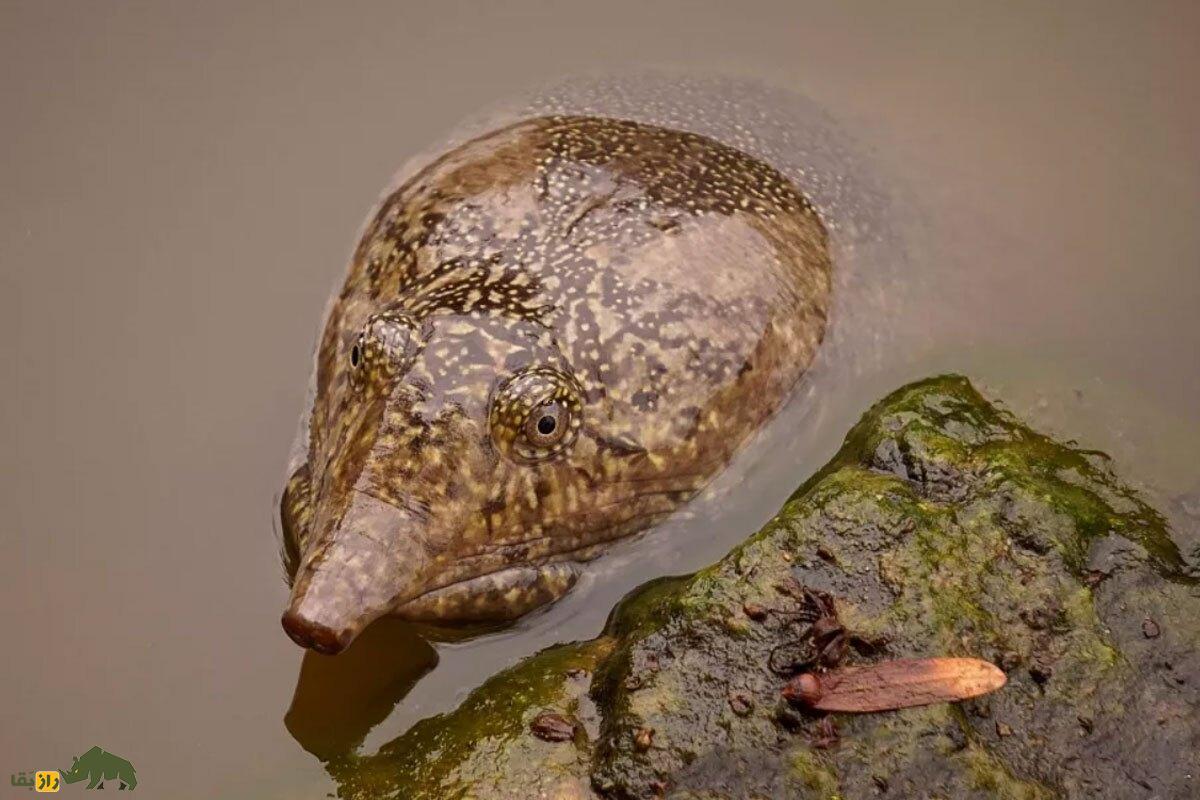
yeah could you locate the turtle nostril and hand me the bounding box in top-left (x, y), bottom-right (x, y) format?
top-left (281, 608), bottom-right (349, 655)
top-left (280, 608), bottom-right (313, 648)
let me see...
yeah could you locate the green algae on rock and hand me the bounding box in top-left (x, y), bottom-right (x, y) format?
top-left (331, 375), bottom-right (1199, 799)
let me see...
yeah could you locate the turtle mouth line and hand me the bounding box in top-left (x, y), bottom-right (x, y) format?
top-left (398, 499), bottom-right (683, 605)
top-left (391, 543), bottom-right (605, 623)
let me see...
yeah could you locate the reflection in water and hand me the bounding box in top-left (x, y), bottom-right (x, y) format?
top-left (285, 617), bottom-right (438, 761)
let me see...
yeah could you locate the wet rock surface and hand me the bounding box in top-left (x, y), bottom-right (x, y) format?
top-left (331, 376), bottom-right (1199, 799)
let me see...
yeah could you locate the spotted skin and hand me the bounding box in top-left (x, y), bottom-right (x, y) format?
top-left (280, 115), bottom-right (831, 653)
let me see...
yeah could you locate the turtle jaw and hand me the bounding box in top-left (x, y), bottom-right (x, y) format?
top-left (392, 561), bottom-right (583, 623)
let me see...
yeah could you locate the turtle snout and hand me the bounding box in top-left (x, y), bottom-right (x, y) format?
top-left (279, 490), bottom-right (433, 654)
top-left (280, 606), bottom-right (353, 655)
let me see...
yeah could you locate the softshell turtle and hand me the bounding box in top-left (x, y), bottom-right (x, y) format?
top-left (280, 113), bottom-right (832, 653)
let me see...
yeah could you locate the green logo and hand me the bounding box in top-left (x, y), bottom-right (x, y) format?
top-left (59, 746), bottom-right (137, 791)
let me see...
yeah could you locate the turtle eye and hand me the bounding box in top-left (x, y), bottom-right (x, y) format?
top-left (348, 334), bottom-right (368, 389)
top-left (524, 400), bottom-right (567, 447)
top-left (349, 311), bottom-right (419, 389)
top-left (490, 367), bottom-right (583, 463)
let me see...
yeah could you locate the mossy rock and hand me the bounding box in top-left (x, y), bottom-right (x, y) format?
top-left (331, 375), bottom-right (1199, 799)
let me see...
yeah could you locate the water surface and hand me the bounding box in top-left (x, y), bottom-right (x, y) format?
top-left (2, 3), bottom-right (1197, 797)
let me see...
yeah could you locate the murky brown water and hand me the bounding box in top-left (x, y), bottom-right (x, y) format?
top-left (3, 2), bottom-right (1198, 798)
